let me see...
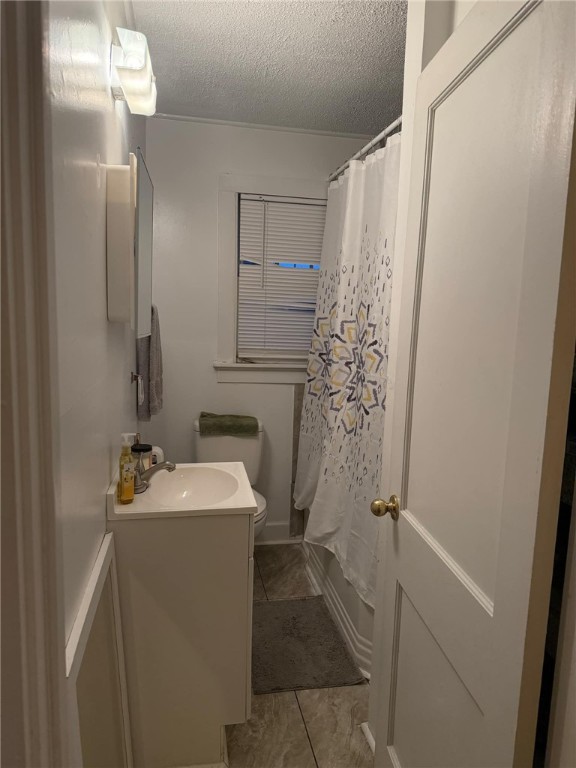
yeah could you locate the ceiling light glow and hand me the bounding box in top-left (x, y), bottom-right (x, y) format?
top-left (111, 27), bottom-right (157, 116)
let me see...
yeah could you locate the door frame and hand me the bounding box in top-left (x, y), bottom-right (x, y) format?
top-left (546, 119), bottom-right (576, 767)
top-left (1, 2), bottom-right (68, 765)
top-left (513, 111), bottom-right (576, 764)
top-left (370, 1), bottom-right (576, 765)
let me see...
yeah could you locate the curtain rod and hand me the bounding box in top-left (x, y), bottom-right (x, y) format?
top-left (328, 115), bottom-right (402, 182)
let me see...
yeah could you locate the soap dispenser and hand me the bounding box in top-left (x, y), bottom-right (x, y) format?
top-left (118, 433), bottom-right (135, 504)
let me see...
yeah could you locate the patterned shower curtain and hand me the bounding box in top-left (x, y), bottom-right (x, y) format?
top-left (294, 135), bottom-right (401, 608)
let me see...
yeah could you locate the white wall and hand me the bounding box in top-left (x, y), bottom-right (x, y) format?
top-left (47, 0), bottom-right (145, 640)
top-left (141, 117), bottom-right (363, 541)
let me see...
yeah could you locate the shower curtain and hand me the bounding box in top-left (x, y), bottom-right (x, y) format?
top-left (294, 134), bottom-right (401, 608)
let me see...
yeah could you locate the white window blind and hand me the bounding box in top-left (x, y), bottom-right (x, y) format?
top-left (237, 193), bottom-right (326, 362)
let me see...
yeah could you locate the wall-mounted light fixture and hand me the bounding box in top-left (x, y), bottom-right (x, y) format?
top-left (111, 28), bottom-right (157, 116)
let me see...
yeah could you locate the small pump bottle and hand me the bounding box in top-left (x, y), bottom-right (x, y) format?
top-left (118, 433), bottom-right (135, 504)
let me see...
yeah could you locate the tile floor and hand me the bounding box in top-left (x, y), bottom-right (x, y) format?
top-left (227, 544), bottom-right (373, 768)
top-left (253, 543), bottom-right (316, 601)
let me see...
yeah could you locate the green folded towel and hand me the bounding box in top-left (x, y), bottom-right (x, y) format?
top-left (199, 411), bottom-right (259, 437)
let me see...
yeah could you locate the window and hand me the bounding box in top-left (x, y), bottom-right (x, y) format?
top-left (237, 193), bottom-right (326, 363)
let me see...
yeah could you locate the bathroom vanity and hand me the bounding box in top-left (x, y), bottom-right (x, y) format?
top-left (106, 462), bottom-right (257, 767)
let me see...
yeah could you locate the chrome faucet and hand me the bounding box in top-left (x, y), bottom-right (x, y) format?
top-left (134, 461), bottom-right (176, 494)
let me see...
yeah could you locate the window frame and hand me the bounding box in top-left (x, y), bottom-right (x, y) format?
top-left (215, 173), bottom-right (328, 384)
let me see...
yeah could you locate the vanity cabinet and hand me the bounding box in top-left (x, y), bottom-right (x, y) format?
top-left (108, 509), bottom-right (254, 767)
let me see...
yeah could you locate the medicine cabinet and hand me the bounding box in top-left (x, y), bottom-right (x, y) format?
top-left (106, 148), bottom-right (154, 338)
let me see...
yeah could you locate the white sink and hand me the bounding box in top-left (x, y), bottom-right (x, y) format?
top-left (147, 465), bottom-right (239, 507)
top-left (107, 462), bottom-right (257, 520)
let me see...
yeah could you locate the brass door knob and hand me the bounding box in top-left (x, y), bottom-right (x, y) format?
top-left (370, 495), bottom-right (400, 521)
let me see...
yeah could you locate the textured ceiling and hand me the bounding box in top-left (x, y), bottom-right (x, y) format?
top-left (132, 0), bottom-right (407, 135)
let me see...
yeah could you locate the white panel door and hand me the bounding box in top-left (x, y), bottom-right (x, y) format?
top-left (372, 2), bottom-right (576, 767)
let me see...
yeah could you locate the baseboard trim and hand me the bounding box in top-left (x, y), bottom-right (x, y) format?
top-left (257, 520), bottom-right (292, 543)
top-left (360, 722), bottom-right (375, 754)
top-left (304, 544), bottom-right (372, 678)
top-left (255, 537), bottom-right (304, 546)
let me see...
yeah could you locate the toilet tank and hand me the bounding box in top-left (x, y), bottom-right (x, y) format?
top-left (193, 418), bottom-right (263, 485)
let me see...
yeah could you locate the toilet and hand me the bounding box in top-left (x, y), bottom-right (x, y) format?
top-left (192, 418), bottom-right (268, 537)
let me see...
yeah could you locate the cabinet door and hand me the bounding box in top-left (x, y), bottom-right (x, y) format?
top-left (111, 513), bottom-right (252, 767)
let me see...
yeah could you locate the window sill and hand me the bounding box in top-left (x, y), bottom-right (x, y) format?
top-left (213, 361), bottom-right (307, 384)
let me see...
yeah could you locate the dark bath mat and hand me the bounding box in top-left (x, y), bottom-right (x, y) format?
top-left (252, 596), bottom-right (365, 694)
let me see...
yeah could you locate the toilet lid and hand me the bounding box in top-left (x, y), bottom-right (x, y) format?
top-left (252, 489), bottom-right (267, 518)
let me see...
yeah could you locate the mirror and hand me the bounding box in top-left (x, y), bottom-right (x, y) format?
top-left (135, 147), bottom-right (153, 338)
